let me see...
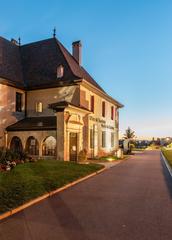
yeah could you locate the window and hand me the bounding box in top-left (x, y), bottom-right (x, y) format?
top-left (90, 95), bottom-right (94, 112)
top-left (57, 65), bottom-right (64, 78)
top-left (36, 102), bottom-right (43, 112)
top-left (111, 132), bottom-right (114, 147)
top-left (102, 101), bottom-right (105, 117)
top-left (115, 108), bottom-right (119, 128)
top-left (90, 129), bottom-right (94, 148)
top-left (26, 136), bottom-right (39, 155)
top-left (42, 136), bottom-right (56, 156)
top-left (16, 92), bottom-right (22, 112)
top-left (115, 108), bottom-right (119, 120)
top-left (111, 106), bottom-right (114, 120)
top-left (102, 131), bottom-right (106, 148)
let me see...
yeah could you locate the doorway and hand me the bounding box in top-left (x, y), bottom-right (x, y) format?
top-left (69, 132), bottom-right (78, 161)
top-left (10, 136), bottom-right (23, 153)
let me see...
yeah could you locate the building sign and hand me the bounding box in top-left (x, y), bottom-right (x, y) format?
top-left (89, 116), bottom-right (106, 124)
top-left (101, 123), bottom-right (114, 130)
top-left (89, 116), bottom-right (114, 130)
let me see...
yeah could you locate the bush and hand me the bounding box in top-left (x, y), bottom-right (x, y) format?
top-left (167, 143), bottom-right (172, 148)
top-left (78, 149), bottom-right (87, 162)
top-left (130, 143), bottom-right (135, 150)
top-left (0, 148), bottom-right (29, 165)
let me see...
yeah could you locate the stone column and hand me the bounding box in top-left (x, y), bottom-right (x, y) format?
top-left (56, 111), bottom-right (67, 161)
top-left (39, 143), bottom-right (42, 158)
top-left (114, 128), bottom-right (119, 151)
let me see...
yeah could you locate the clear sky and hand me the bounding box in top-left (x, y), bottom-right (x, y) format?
top-left (1, 0), bottom-right (172, 139)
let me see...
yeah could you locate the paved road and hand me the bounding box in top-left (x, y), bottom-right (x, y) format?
top-left (1, 150), bottom-right (172, 240)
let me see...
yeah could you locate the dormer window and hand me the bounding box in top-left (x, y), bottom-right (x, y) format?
top-left (36, 102), bottom-right (43, 112)
top-left (57, 65), bottom-right (64, 78)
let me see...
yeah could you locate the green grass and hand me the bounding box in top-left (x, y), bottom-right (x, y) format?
top-left (98, 156), bottom-right (120, 162)
top-left (162, 148), bottom-right (172, 167)
top-left (0, 160), bottom-right (103, 214)
top-left (132, 148), bottom-right (145, 151)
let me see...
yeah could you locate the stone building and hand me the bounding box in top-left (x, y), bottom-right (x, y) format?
top-left (0, 34), bottom-right (123, 161)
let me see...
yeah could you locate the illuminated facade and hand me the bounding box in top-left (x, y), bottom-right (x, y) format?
top-left (0, 36), bottom-right (123, 161)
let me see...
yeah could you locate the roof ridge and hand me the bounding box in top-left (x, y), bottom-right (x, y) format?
top-left (0, 36), bottom-right (18, 46)
top-left (21, 38), bottom-right (53, 47)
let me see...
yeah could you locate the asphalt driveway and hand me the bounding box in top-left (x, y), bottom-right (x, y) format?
top-left (1, 150), bottom-right (172, 240)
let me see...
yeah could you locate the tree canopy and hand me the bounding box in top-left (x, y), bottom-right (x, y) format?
top-left (123, 127), bottom-right (135, 139)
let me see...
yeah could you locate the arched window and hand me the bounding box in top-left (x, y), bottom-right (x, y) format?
top-left (42, 136), bottom-right (56, 156)
top-left (57, 65), bottom-right (64, 78)
top-left (26, 136), bottom-right (39, 155)
top-left (10, 136), bottom-right (23, 152)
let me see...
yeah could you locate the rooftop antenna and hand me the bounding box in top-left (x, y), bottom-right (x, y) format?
top-left (18, 37), bottom-right (21, 46)
top-left (53, 27), bottom-right (56, 38)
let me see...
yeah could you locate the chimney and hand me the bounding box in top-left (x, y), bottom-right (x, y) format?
top-left (72, 40), bottom-right (82, 65)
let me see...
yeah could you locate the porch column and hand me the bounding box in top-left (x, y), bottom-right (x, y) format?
top-left (56, 111), bottom-right (67, 161)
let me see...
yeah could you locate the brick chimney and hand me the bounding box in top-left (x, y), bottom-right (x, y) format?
top-left (72, 40), bottom-right (82, 65)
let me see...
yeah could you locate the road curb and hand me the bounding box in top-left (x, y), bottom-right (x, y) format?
top-left (0, 166), bottom-right (106, 221)
top-left (161, 151), bottom-right (172, 177)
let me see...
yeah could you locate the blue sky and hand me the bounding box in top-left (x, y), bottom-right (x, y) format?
top-left (1, 0), bottom-right (172, 139)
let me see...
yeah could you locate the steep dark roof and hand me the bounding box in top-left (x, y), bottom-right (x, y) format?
top-left (0, 36), bottom-right (124, 106)
top-left (0, 37), bottom-right (23, 87)
top-left (20, 38), bottom-right (79, 89)
top-left (20, 38), bottom-right (105, 91)
top-left (0, 36), bottom-right (105, 92)
top-left (56, 39), bottom-right (105, 92)
top-left (6, 116), bottom-right (56, 131)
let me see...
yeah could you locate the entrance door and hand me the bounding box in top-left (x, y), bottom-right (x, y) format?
top-left (69, 132), bottom-right (77, 161)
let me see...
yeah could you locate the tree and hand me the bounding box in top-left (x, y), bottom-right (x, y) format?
top-left (123, 127), bottom-right (135, 140)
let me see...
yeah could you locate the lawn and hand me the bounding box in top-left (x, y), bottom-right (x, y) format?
top-left (0, 160), bottom-right (103, 214)
top-left (98, 155), bottom-right (120, 162)
top-left (162, 148), bottom-right (172, 167)
top-left (132, 148), bottom-right (145, 152)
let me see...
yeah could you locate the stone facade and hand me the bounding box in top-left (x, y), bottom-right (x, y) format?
top-left (0, 84), bottom-right (25, 147)
top-left (3, 82), bottom-right (120, 161)
top-left (0, 35), bottom-right (123, 161)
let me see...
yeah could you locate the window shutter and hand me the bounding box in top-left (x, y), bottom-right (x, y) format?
top-left (91, 95), bottom-right (94, 112)
top-left (111, 106), bottom-right (114, 120)
top-left (102, 101), bottom-right (105, 117)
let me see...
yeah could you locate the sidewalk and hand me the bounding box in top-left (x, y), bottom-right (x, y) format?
top-left (87, 159), bottom-right (123, 169)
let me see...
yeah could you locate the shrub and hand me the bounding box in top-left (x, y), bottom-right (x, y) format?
top-left (78, 149), bottom-right (87, 162)
top-left (0, 148), bottom-right (29, 165)
top-left (167, 143), bottom-right (172, 148)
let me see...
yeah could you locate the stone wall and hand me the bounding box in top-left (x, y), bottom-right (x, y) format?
top-left (7, 130), bottom-right (56, 157)
top-left (0, 84), bottom-right (25, 147)
top-left (27, 85), bottom-right (80, 117)
top-left (80, 84), bottom-right (119, 157)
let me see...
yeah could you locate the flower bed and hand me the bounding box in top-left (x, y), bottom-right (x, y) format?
top-left (0, 148), bottom-right (33, 172)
